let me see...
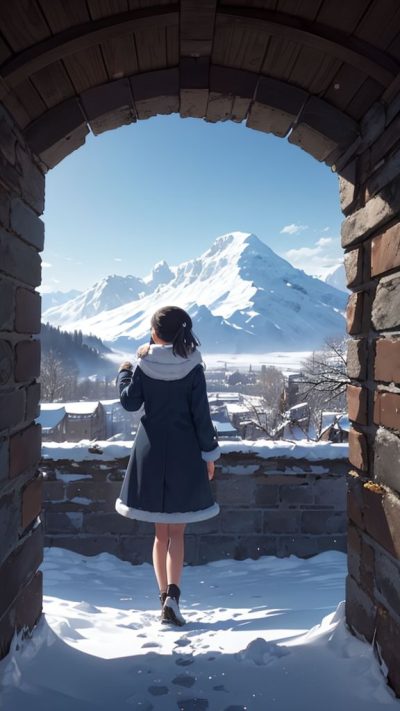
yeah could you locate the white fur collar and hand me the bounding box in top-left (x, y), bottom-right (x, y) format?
top-left (137, 345), bottom-right (203, 381)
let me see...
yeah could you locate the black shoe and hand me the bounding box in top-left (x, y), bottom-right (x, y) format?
top-left (161, 584), bottom-right (185, 626)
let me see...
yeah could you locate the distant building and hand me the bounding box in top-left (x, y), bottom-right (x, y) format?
top-left (64, 402), bottom-right (106, 441)
top-left (319, 412), bottom-right (349, 443)
top-left (38, 404), bottom-right (67, 441)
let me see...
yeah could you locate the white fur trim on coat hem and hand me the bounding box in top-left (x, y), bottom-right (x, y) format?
top-left (115, 499), bottom-right (219, 523)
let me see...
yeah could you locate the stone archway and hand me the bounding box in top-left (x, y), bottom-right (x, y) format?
top-left (0, 0), bottom-right (399, 695)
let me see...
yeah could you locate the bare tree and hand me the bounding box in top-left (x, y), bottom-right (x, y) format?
top-left (40, 350), bottom-right (77, 402)
top-left (297, 337), bottom-right (349, 431)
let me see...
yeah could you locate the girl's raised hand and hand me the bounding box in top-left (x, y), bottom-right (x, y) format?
top-left (207, 461), bottom-right (215, 480)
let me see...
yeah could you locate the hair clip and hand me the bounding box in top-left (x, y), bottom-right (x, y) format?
top-left (182, 322), bottom-right (187, 327)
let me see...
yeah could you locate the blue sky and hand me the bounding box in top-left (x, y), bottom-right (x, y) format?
top-left (42, 114), bottom-right (343, 293)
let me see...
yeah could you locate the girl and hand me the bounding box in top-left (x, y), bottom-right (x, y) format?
top-left (115, 305), bottom-right (220, 626)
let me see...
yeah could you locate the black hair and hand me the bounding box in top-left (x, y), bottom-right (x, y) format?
top-left (150, 305), bottom-right (200, 358)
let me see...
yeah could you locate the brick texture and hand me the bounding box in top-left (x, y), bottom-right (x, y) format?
top-left (15, 339), bottom-right (40, 381)
top-left (21, 476), bottom-right (42, 530)
top-left (348, 428), bottom-right (368, 471)
top-left (371, 223), bottom-right (400, 277)
top-left (375, 338), bottom-right (400, 383)
top-left (347, 384), bottom-right (368, 425)
top-left (15, 288), bottom-right (41, 334)
top-left (374, 391), bottom-right (400, 431)
top-left (9, 423), bottom-right (41, 478)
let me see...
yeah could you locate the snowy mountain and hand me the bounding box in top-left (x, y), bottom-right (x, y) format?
top-left (43, 232), bottom-right (347, 353)
top-left (317, 263), bottom-right (348, 293)
top-left (41, 289), bottom-right (81, 312)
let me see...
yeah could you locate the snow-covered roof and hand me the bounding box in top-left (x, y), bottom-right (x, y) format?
top-left (64, 401), bottom-right (100, 415)
top-left (212, 419), bottom-right (237, 433)
top-left (38, 405), bottom-right (66, 430)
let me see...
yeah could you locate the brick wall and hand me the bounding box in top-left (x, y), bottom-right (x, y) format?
top-left (41, 452), bottom-right (348, 564)
top-left (0, 104), bottom-right (45, 659)
top-left (339, 94), bottom-right (400, 696)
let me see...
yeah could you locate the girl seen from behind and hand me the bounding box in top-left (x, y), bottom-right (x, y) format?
top-left (115, 305), bottom-right (220, 626)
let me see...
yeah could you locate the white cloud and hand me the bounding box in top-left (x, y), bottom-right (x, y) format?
top-left (280, 223), bottom-right (308, 235)
top-left (283, 238), bottom-right (342, 276)
top-left (114, 258), bottom-right (123, 262)
top-left (322, 226), bottom-right (330, 232)
top-left (42, 261), bottom-right (52, 268)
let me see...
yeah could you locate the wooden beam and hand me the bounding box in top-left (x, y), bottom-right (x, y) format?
top-left (180, 0), bottom-right (217, 57)
top-left (0, 5), bottom-right (179, 90)
top-left (218, 6), bottom-right (399, 88)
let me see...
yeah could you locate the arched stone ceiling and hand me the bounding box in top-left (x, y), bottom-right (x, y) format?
top-left (0, 0), bottom-right (399, 171)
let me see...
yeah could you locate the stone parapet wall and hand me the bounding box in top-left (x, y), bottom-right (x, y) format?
top-left (41, 451), bottom-right (348, 564)
top-left (0, 103), bottom-right (44, 660)
top-left (339, 90), bottom-right (400, 697)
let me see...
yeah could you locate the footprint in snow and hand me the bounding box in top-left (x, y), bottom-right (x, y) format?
top-left (175, 658), bottom-right (195, 667)
top-left (141, 641), bottom-right (161, 648)
top-left (175, 638), bottom-right (192, 647)
top-left (177, 699), bottom-right (209, 711)
top-left (148, 686), bottom-right (169, 696)
top-left (172, 674), bottom-right (196, 688)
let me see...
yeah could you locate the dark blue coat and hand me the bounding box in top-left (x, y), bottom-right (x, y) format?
top-left (115, 360), bottom-right (220, 523)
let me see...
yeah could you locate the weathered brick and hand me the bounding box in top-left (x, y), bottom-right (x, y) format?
top-left (375, 338), bottom-right (400, 383)
top-left (374, 550), bottom-right (400, 616)
top-left (25, 381), bottom-right (40, 422)
top-left (0, 436), bottom-right (9, 484)
top-left (42, 479), bottom-right (65, 501)
top-left (262, 508), bottom-right (301, 533)
top-left (338, 159), bottom-right (357, 214)
top-left (45, 511), bottom-right (83, 533)
top-left (344, 248), bottom-right (363, 287)
top-left (15, 339), bottom-right (40, 381)
top-left (280, 483), bottom-right (313, 505)
top-left (220, 509), bottom-right (262, 534)
top-left (215, 477), bottom-right (255, 506)
top-left (372, 273), bottom-right (400, 330)
top-left (0, 111), bottom-right (17, 165)
top-left (301, 510), bottom-right (347, 534)
top-left (345, 574), bottom-right (377, 643)
top-left (15, 143), bottom-right (45, 215)
top-left (0, 491), bottom-right (19, 566)
top-left (10, 198), bottom-right (44, 251)
top-left (314, 477), bottom-right (346, 508)
top-left (15, 570), bottom-right (42, 631)
top-left (348, 427), bottom-right (368, 471)
top-left (347, 338), bottom-right (367, 379)
top-left (15, 288), bottom-right (41, 334)
top-left (9, 423), bottom-right (41, 478)
top-left (0, 187), bottom-right (10, 230)
top-left (347, 384), bottom-right (368, 424)
top-left (0, 525), bottom-right (43, 617)
top-left (253, 482), bottom-right (279, 507)
top-left (347, 471), bottom-right (365, 529)
top-left (371, 223), bottom-right (400, 277)
top-left (21, 476), bottom-right (42, 530)
top-left (0, 388), bottom-right (25, 431)
top-left (0, 279), bottom-right (14, 330)
top-left (374, 426), bottom-right (400, 494)
top-left (346, 292), bottom-right (364, 334)
top-left (347, 523), bottom-right (361, 583)
top-left (82, 511), bottom-right (135, 535)
top-left (0, 340), bottom-right (13, 385)
top-left (375, 606), bottom-right (400, 697)
top-left (363, 485), bottom-right (400, 559)
top-left (341, 174), bottom-right (400, 249)
top-left (374, 391), bottom-right (400, 431)
top-left (0, 227), bottom-right (41, 287)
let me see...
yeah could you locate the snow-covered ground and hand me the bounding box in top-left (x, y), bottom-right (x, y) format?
top-left (1, 548), bottom-right (398, 711)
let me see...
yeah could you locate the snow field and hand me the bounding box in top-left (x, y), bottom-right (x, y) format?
top-left (0, 548), bottom-right (398, 711)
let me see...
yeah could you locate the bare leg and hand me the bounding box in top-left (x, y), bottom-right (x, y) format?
top-left (153, 523), bottom-right (168, 594)
top-left (166, 523), bottom-right (186, 587)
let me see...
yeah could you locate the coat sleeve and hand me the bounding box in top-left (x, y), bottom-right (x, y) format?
top-left (117, 367), bottom-right (144, 412)
top-left (190, 365), bottom-right (220, 462)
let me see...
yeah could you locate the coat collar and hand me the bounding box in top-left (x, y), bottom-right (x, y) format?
top-left (137, 345), bottom-right (203, 381)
